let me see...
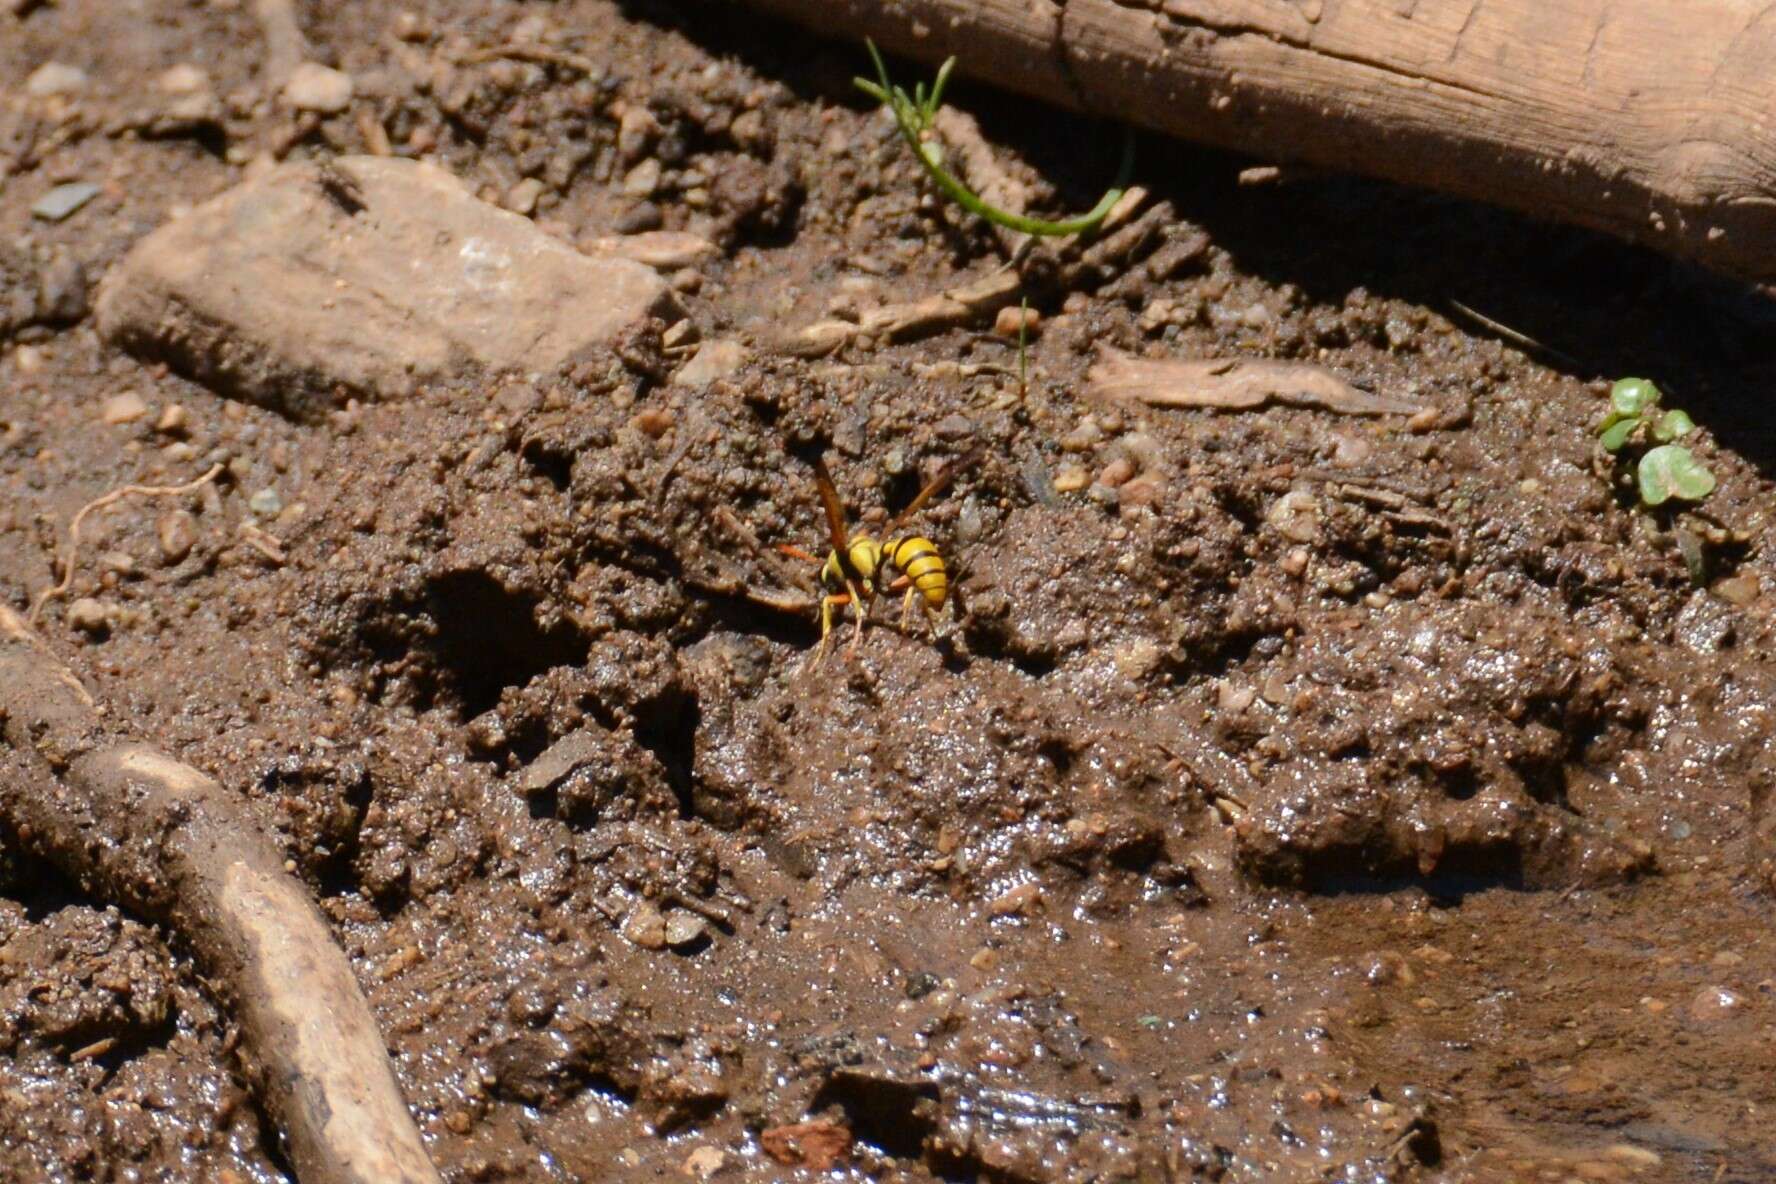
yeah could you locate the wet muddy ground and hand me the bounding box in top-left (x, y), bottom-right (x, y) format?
top-left (4, 2), bottom-right (1776, 1181)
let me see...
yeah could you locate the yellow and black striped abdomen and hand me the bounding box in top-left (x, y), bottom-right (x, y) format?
top-left (885, 535), bottom-right (947, 608)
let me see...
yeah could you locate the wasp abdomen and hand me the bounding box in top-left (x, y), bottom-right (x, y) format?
top-left (886, 535), bottom-right (947, 607)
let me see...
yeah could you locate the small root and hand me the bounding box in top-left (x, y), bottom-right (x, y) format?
top-left (30, 463), bottom-right (224, 626)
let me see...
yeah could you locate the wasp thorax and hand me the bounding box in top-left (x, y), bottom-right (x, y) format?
top-left (847, 535), bottom-right (883, 581)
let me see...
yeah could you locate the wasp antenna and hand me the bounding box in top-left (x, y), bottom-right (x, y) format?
top-left (809, 454), bottom-right (852, 554)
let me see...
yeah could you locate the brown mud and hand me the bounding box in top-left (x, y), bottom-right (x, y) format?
top-left (4, 2), bottom-right (1776, 1181)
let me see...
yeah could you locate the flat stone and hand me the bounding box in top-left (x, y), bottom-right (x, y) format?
top-left (96, 157), bottom-right (677, 419)
top-left (673, 339), bottom-right (746, 388)
top-left (31, 182), bottom-right (100, 222)
top-left (100, 392), bottom-right (149, 424)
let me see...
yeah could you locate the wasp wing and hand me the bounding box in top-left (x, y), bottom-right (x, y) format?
top-left (885, 446), bottom-right (984, 536)
top-left (811, 455), bottom-right (851, 553)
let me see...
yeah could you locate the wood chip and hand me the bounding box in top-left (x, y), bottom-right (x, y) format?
top-left (1088, 348), bottom-right (1425, 416)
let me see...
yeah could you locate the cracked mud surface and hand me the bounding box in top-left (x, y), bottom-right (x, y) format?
top-left (3, 2), bottom-right (1776, 1181)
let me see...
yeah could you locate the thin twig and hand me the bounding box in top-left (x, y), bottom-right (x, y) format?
top-left (30, 464), bottom-right (224, 624)
top-left (1446, 298), bottom-right (1583, 369)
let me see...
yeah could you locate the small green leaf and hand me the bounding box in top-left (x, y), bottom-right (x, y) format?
top-left (1610, 377), bottom-right (1661, 418)
top-left (918, 139), bottom-right (945, 169)
top-left (1653, 408), bottom-right (1696, 442)
top-left (1599, 416), bottom-right (1638, 452)
top-left (1638, 444), bottom-right (1715, 506)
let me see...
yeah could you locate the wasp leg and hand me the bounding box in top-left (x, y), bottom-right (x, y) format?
top-left (843, 577), bottom-right (868, 659)
top-left (900, 586), bottom-right (917, 633)
top-left (812, 591), bottom-right (852, 668)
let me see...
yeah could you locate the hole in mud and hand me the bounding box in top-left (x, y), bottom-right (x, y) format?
top-left (633, 693), bottom-right (702, 820)
top-left (1304, 845), bottom-right (1527, 900)
top-left (521, 438), bottom-right (575, 493)
top-left (426, 571), bottom-right (591, 719)
top-left (1037, 736), bottom-right (1077, 776)
top-left (811, 1072), bottom-right (939, 1161)
top-left (4, 857), bottom-right (90, 924)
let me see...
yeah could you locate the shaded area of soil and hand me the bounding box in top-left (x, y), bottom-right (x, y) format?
top-left (3, 1), bottom-right (1775, 1181)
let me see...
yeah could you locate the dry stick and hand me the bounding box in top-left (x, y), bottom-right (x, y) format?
top-left (29, 464), bottom-right (224, 625)
top-left (743, 0), bottom-right (1776, 285)
top-left (780, 186), bottom-right (1157, 355)
top-left (0, 603), bottom-right (442, 1184)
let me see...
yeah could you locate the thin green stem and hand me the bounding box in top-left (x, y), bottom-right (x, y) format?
top-left (856, 40), bottom-right (1132, 239)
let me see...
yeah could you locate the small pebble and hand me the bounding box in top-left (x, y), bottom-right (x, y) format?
top-left (157, 63), bottom-right (210, 96)
top-left (994, 304), bottom-right (1039, 338)
top-left (26, 62), bottom-right (88, 97)
top-left (1052, 465), bottom-right (1089, 493)
top-left (1099, 456), bottom-right (1136, 488)
top-left (38, 251), bottom-right (88, 323)
top-left (249, 488), bottom-right (283, 517)
top-left (935, 413), bottom-right (972, 441)
top-left (1117, 475), bottom-right (1162, 509)
top-left (623, 159), bottom-right (662, 198)
top-left (1406, 407), bottom-right (1440, 434)
top-left (32, 182), bottom-right (101, 223)
top-left (1688, 984), bottom-right (1745, 1023)
top-left (988, 882), bottom-right (1042, 917)
top-left (1713, 573), bottom-right (1760, 606)
top-left (27, 61), bottom-right (87, 97)
top-left (156, 404), bottom-right (190, 435)
top-left (282, 62), bottom-right (354, 113)
top-left (1059, 418), bottom-right (1103, 453)
top-left (67, 597), bottom-right (109, 635)
top-left (159, 511), bottom-right (197, 563)
top-left (506, 177), bottom-right (545, 215)
top-left (1331, 433), bottom-right (1373, 468)
top-left (673, 339), bottom-right (746, 388)
top-left (101, 392), bottom-right (149, 425)
top-left (613, 201), bottom-right (664, 234)
top-left (617, 106), bottom-right (660, 164)
top-left (622, 902), bottom-right (667, 950)
top-left (681, 1147), bottom-right (725, 1180)
top-left (1217, 681), bottom-right (1257, 713)
top-left (664, 911), bottom-right (707, 949)
top-left (1113, 639), bottom-right (1162, 680)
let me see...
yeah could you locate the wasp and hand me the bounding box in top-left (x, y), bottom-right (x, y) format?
top-left (780, 450), bottom-right (977, 661)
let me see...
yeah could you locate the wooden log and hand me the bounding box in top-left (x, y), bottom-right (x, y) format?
top-left (739, 0), bottom-right (1776, 283)
top-left (0, 604), bottom-right (441, 1184)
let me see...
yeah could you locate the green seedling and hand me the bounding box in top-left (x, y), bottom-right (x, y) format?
top-left (855, 40), bottom-right (1133, 238)
top-left (1596, 377), bottom-right (1715, 507)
